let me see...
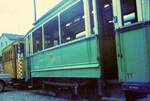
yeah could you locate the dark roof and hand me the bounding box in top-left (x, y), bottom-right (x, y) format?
top-left (1, 33), bottom-right (24, 41)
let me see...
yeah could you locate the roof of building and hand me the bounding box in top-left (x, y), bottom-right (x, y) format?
top-left (0, 33), bottom-right (24, 41)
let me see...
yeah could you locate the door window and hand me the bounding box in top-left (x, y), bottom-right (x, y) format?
top-left (121, 0), bottom-right (138, 26)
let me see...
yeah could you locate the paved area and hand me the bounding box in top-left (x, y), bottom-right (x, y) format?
top-left (0, 87), bottom-right (150, 101)
top-left (0, 90), bottom-right (68, 101)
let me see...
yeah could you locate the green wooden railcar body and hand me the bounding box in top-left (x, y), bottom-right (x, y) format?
top-left (24, 0), bottom-right (150, 98)
top-left (30, 36), bottom-right (100, 78)
top-left (24, 0), bottom-right (102, 79)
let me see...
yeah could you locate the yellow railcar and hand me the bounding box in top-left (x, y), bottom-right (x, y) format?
top-left (2, 40), bottom-right (25, 80)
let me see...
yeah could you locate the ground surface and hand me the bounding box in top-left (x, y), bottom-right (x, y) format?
top-left (0, 88), bottom-right (123, 101)
top-left (0, 87), bottom-right (73, 101)
top-left (0, 91), bottom-right (68, 101)
top-left (0, 87), bottom-right (149, 101)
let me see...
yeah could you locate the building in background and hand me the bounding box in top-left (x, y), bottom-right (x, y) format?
top-left (0, 33), bottom-right (24, 72)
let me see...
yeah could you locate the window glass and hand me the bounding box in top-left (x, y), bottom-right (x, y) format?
top-left (60, 1), bottom-right (85, 43)
top-left (20, 43), bottom-right (24, 58)
top-left (121, 0), bottom-right (138, 26)
top-left (32, 27), bottom-right (43, 53)
top-left (89, 0), bottom-right (94, 34)
top-left (16, 43), bottom-right (24, 59)
top-left (44, 17), bottom-right (59, 49)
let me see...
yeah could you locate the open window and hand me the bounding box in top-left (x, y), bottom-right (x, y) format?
top-left (32, 27), bottom-right (43, 53)
top-left (121, 0), bottom-right (138, 26)
top-left (60, 0), bottom-right (85, 43)
top-left (16, 43), bottom-right (24, 59)
top-left (44, 17), bottom-right (59, 49)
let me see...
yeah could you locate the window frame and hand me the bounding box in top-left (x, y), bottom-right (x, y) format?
top-left (121, 0), bottom-right (138, 26)
top-left (43, 15), bottom-right (60, 49)
top-left (60, 0), bottom-right (86, 43)
top-left (28, 0), bottom-right (97, 55)
top-left (112, 0), bottom-right (144, 29)
top-left (32, 26), bottom-right (43, 53)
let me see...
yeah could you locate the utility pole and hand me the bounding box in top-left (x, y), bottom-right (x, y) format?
top-left (33, 0), bottom-right (37, 22)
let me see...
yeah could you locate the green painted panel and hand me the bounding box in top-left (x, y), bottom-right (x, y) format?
top-left (32, 67), bottom-right (100, 78)
top-left (31, 49), bottom-right (61, 70)
top-left (60, 37), bottom-right (98, 66)
top-left (31, 36), bottom-right (100, 78)
top-left (117, 27), bottom-right (150, 82)
top-left (146, 26), bottom-right (150, 81)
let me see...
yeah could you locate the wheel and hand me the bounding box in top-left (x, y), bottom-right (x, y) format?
top-left (0, 81), bottom-right (5, 92)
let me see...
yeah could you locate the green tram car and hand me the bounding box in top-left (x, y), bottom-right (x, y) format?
top-left (24, 0), bottom-right (150, 100)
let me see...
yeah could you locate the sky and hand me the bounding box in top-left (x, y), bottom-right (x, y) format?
top-left (0, 0), bottom-right (61, 36)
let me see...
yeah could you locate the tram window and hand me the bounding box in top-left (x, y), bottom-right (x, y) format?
top-left (32, 27), bottom-right (43, 53)
top-left (16, 43), bottom-right (24, 58)
top-left (20, 43), bottom-right (24, 54)
top-left (121, 0), bottom-right (138, 26)
top-left (44, 17), bottom-right (59, 49)
top-left (60, 1), bottom-right (85, 43)
top-left (89, 0), bottom-right (94, 34)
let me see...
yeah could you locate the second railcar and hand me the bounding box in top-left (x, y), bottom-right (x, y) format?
top-left (24, 0), bottom-right (118, 98)
top-left (2, 40), bottom-right (25, 80)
